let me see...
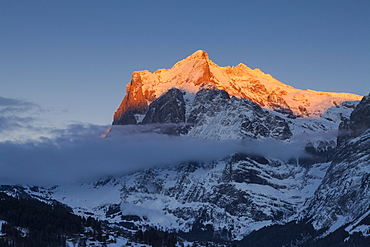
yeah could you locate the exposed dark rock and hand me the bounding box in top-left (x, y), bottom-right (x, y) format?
top-left (304, 140), bottom-right (336, 163)
top-left (338, 94), bottom-right (370, 147)
top-left (141, 88), bottom-right (186, 124)
top-left (113, 111), bottom-right (137, 125)
top-left (186, 88), bottom-right (230, 125)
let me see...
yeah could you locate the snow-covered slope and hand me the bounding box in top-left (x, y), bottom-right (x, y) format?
top-left (113, 50), bottom-right (361, 124)
top-left (0, 154), bottom-right (329, 242)
top-left (117, 156), bottom-right (330, 241)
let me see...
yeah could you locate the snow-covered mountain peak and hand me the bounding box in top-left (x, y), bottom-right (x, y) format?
top-left (113, 50), bottom-right (362, 125)
top-left (184, 49), bottom-right (209, 60)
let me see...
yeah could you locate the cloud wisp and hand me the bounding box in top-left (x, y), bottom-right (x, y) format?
top-left (0, 96), bottom-right (54, 142)
top-left (0, 96), bottom-right (40, 132)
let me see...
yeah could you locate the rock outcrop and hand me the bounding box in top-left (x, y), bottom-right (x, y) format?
top-left (337, 94), bottom-right (370, 147)
top-left (141, 88), bottom-right (186, 124)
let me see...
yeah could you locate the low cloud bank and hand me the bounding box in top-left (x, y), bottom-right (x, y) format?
top-left (0, 124), bottom-right (308, 186)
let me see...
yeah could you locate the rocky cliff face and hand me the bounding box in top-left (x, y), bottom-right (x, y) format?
top-left (337, 94), bottom-right (370, 147)
top-left (141, 88), bottom-right (186, 125)
top-left (118, 153), bottom-right (326, 241)
top-left (305, 93), bottom-right (370, 237)
top-left (131, 86), bottom-right (293, 140)
top-left (113, 50), bottom-right (362, 124)
top-left (113, 72), bottom-right (153, 125)
top-left (185, 88), bottom-right (292, 140)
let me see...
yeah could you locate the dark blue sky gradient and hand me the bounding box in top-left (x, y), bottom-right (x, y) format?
top-left (1, 0), bottom-right (369, 126)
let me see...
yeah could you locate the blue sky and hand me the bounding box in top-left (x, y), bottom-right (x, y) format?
top-left (1, 0), bottom-right (369, 128)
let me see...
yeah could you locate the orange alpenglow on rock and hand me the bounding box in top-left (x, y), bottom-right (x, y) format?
top-left (113, 50), bottom-right (362, 125)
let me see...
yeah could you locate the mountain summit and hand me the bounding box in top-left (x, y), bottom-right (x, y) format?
top-left (113, 50), bottom-right (361, 124)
